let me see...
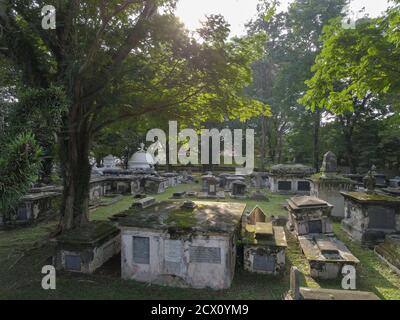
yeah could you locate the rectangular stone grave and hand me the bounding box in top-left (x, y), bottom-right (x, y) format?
top-left (287, 196), bottom-right (333, 236)
top-left (299, 235), bottom-right (359, 279)
top-left (341, 192), bottom-right (400, 246)
top-left (54, 221), bottom-right (121, 274)
top-left (131, 197), bottom-right (156, 210)
top-left (241, 207), bottom-right (287, 275)
top-left (375, 234), bottom-right (400, 275)
top-left (118, 201), bottom-right (246, 289)
top-left (286, 267), bottom-right (380, 300)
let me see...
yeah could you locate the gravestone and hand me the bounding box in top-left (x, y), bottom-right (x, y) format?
top-left (54, 221), bottom-right (121, 274)
top-left (320, 151), bottom-right (337, 174)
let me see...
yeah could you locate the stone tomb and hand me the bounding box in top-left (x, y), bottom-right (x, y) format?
top-left (269, 164), bottom-right (314, 194)
top-left (375, 234), bottom-right (400, 275)
top-left (53, 221), bottom-right (121, 274)
top-left (14, 191), bottom-right (60, 223)
top-left (299, 235), bottom-right (359, 279)
top-left (172, 191), bottom-right (187, 199)
top-left (389, 177), bottom-right (400, 188)
top-left (131, 197), bottom-right (157, 209)
top-left (310, 151), bottom-right (355, 219)
top-left (287, 196), bottom-right (334, 236)
top-left (341, 192), bottom-right (400, 246)
top-left (89, 177), bottom-right (107, 201)
top-left (230, 180), bottom-right (248, 199)
top-left (286, 267), bottom-right (379, 300)
top-left (161, 172), bottom-right (179, 188)
top-left (198, 175), bottom-right (225, 199)
top-left (224, 175), bottom-right (246, 192)
top-left (117, 201), bottom-right (246, 289)
top-left (144, 176), bottom-right (168, 194)
top-left (250, 172), bottom-right (269, 189)
top-left (241, 207), bottom-right (287, 275)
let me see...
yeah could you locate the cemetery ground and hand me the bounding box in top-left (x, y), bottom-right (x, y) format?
top-left (0, 182), bottom-right (400, 300)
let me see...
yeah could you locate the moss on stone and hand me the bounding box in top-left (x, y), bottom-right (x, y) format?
top-left (165, 207), bottom-right (198, 228)
top-left (310, 173), bottom-right (354, 184)
top-left (342, 192), bottom-right (400, 203)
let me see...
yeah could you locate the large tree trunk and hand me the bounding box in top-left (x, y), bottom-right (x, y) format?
top-left (58, 107), bottom-right (91, 232)
top-left (313, 110), bottom-right (321, 172)
top-left (344, 130), bottom-right (356, 174)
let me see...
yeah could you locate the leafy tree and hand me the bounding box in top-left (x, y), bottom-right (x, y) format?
top-left (1, 1), bottom-right (268, 232)
top-left (247, 0), bottom-right (347, 169)
top-left (7, 86), bottom-right (67, 182)
top-left (300, 13), bottom-right (400, 171)
top-left (0, 132), bottom-right (42, 220)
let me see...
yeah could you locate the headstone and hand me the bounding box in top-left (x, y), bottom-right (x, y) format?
top-left (364, 167), bottom-right (377, 192)
top-left (320, 151), bottom-right (337, 174)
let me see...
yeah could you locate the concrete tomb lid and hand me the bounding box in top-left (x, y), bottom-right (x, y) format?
top-left (270, 164), bottom-right (314, 176)
top-left (299, 235), bottom-right (359, 264)
top-left (341, 191), bottom-right (400, 205)
top-left (288, 196), bottom-right (332, 210)
top-left (232, 180), bottom-right (247, 186)
top-left (20, 191), bottom-right (60, 202)
top-left (242, 207), bottom-right (287, 247)
top-left (243, 223), bottom-right (287, 247)
top-left (117, 201), bottom-right (247, 234)
top-left (55, 221), bottom-right (120, 247)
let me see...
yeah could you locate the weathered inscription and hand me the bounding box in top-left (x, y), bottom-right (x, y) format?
top-left (133, 236), bottom-right (150, 264)
top-left (190, 246), bottom-right (221, 264)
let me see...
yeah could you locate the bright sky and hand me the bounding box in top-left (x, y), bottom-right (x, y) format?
top-left (176, 0), bottom-right (393, 37)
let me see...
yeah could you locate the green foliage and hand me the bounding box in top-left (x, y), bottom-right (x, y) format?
top-left (0, 132), bottom-right (42, 214)
top-left (247, 0), bottom-right (347, 164)
top-left (7, 85), bottom-right (67, 181)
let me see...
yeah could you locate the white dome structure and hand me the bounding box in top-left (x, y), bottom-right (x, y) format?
top-left (128, 143), bottom-right (155, 171)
